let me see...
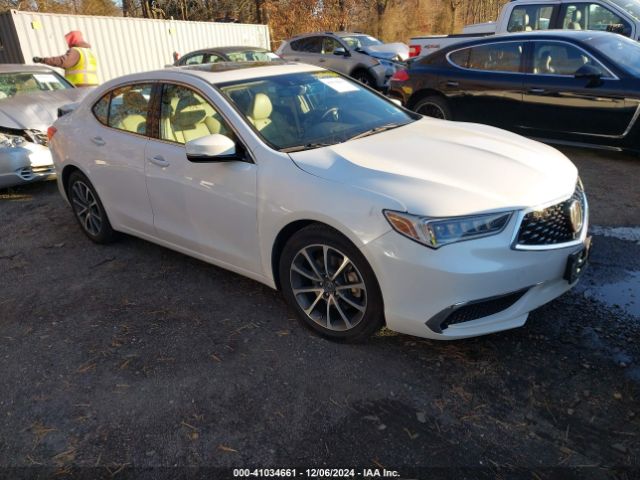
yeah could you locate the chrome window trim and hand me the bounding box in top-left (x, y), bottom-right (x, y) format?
top-left (445, 39), bottom-right (618, 80)
top-left (509, 186), bottom-right (589, 251)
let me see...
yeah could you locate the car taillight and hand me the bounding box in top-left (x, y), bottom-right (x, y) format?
top-left (409, 45), bottom-right (421, 58)
top-left (47, 126), bottom-right (57, 141)
top-left (391, 69), bottom-right (409, 82)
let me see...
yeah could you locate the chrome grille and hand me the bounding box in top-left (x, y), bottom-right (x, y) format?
top-left (516, 183), bottom-right (586, 247)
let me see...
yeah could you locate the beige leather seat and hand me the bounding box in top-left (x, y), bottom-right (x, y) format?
top-left (523, 13), bottom-right (533, 31)
top-left (568, 10), bottom-right (583, 30)
top-left (116, 91), bottom-right (147, 133)
top-left (247, 93), bottom-right (273, 131)
top-left (170, 94), bottom-right (222, 143)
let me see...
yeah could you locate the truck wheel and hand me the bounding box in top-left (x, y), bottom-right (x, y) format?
top-left (414, 95), bottom-right (452, 120)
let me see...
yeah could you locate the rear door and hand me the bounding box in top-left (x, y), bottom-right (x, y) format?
top-left (441, 40), bottom-right (527, 129)
top-left (287, 36), bottom-right (324, 65)
top-left (520, 40), bottom-right (631, 137)
top-left (85, 83), bottom-right (155, 235)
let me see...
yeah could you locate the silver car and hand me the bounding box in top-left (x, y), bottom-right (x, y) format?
top-left (0, 65), bottom-right (91, 189)
top-left (276, 32), bottom-right (408, 90)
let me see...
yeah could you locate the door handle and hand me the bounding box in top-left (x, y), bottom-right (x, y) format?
top-left (91, 136), bottom-right (105, 146)
top-left (446, 81), bottom-right (459, 87)
top-left (528, 88), bottom-right (546, 94)
top-left (148, 155), bottom-right (169, 167)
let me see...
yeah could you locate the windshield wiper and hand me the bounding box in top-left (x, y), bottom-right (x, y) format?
top-left (281, 142), bottom-right (335, 153)
top-left (346, 123), bottom-right (405, 142)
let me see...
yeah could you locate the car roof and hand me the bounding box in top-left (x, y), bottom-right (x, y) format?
top-left (184, 46), bottom-right (269, 55)
top-left (104, 62), bottom-right (324, 88)
top-left (0, 64), bottom-right (60, 74)
top-left (291, 31), bottom-right (369, 39)
top-left (438, 29), bottom-right (617, 53)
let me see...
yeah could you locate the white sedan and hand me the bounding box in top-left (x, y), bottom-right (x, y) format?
top-left (49, 62), bottom-right (590, 341)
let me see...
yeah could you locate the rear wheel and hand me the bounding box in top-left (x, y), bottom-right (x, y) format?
top-left (413, 95), bottom-right (452, 120)
top-left (67, 171), bottom-right (117, 244)
top-left (279, 225), bottom-right (384, 342)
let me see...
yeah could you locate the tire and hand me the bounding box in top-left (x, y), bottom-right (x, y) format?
top-left (67, 170), bottom-right (117, 244)
top-left (279, 224), bottom-right (385, 342)
top-left (351, 70), bottom-right (376, 88)
top-left (413, 95), bottom-right (452, 120)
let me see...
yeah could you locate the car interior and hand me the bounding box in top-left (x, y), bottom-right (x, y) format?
top-left (110, 88), bottom-right (149, 134)
top-left (533, 44), bottom-right (601, 75)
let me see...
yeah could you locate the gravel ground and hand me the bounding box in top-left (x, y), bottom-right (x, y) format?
top-left (0, 147), bottom-right (639, 479)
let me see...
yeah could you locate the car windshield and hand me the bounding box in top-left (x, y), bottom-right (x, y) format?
top-left (590, 34), bottom-right (640, 76)
top-left (0, 71), bottom-right (70, 99)
top-left (340, 35), bottom-right (383, 49)
top-left (225, 50), bottom-right (280, 62)
top-left (608, 0), bottom-right (640, 21)
top-left (218, 71), bottom-right (415, 151)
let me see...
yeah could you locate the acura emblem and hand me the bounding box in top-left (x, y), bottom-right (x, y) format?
top-left (568, 200), bottom-right (583, 233)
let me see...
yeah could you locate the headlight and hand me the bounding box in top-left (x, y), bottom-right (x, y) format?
top-left (384, 210), bottom-right (513, 248)
top-left (0, 132), bottom-right (26, 148)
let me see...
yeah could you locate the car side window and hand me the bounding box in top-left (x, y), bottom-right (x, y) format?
top-left (531, 42), bottom-right (610, 76)
top-left (295, 37), bottom-right (323, 53)
top-left (107, 84), bottom-right (153, 135)
top-left (322, 37), bottom-right (343, 54)
top-left (533, 42), bottom-right (611, 77)
top-left (563, 3), bottom-right (630, 34)
top-left (507, 5), bottom-right (555, 32)
top-left (160, 84), bottom-right (235, 145)
top-left (449, 43), bottom-right (523, 73)
top-left (184, 54), bottom-right (205, 65)
top-left (92, 92), bottom-right (110, 125)
top-left (204, 53), bottom-right (224, 64)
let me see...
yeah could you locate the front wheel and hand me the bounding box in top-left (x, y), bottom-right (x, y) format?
top-left (67, 171), bottom-right (117, 244)
top-left (279, 225), bottom-right (384, 342)
top-left (413, 95), bottom-right (452, 120)
top-left (352, 70), bottom-right (376, 88)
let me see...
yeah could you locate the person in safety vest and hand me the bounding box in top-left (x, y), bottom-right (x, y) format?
top-left (33, 31), bottom-right (98, 87)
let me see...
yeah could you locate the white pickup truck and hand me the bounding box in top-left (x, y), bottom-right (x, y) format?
top-left (409, 0), bottom-right (640, 58)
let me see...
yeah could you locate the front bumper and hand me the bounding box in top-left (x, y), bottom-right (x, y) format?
top-left (362, 214), bottom-right (589, 340)
top-left (0, 143), bottom-right (55, 189)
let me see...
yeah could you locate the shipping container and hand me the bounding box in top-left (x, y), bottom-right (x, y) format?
top-left (0, 9), bottom-right (270, 83)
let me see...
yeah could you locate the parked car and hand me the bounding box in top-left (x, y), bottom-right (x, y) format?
top-left (409, 0), bottom-right (640, 58)
top-left (173, 46), bottom-right (281, 66)
top-left (390, 31), bottom-right (640, 154)
top-left (50, 62), bottom-right (589, 342)
top-left (276, 32), bottom-right (408, 89)
top-left (0, 65), bottom-right (91, 189)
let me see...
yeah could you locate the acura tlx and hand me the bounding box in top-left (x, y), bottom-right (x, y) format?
top-left (49, 62), bottom-right (590, 342)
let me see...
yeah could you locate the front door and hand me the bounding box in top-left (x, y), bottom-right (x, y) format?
top-left (144, 83), bottom-right (260, 274)
top-left (520, 40), bottom-right (632, 138)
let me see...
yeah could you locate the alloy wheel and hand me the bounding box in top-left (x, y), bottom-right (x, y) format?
top-left (289, 244), bottom-right (367, 331)
top-left (417, 102), bottom-right (446, 119)
top-left (71, 180), bottom-right (103, 236)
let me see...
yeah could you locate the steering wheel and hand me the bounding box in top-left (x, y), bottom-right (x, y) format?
top-left (320, 107), bottom-right (340, 122)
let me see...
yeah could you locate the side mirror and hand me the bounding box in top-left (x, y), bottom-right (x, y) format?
top-left (185, 134), bottom-right (238, 162)
top-left (333, 47), bottom-right (349, 57)
top-left (574, 64), bottom-right (604, 87)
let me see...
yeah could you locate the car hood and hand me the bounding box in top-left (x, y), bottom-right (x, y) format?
top-left (361, 42), bottom-right (410, 61)
top-left (288, 118), bottom-right (578, 217)
top-left (0, 88), bottom-right (92, 131)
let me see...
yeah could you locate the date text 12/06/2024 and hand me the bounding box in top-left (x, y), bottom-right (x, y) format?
top-left (233, 468), bottom-right (401, 478)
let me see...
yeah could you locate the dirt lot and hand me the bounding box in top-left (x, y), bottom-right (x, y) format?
top-left (0, 147), bottom-right (639, 479)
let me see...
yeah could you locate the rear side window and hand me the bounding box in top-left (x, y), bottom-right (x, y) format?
top-left (92, 93), bottom-right (110, 125)
top-left (183, 54), bottom-right (205, 65)
top-left (290, 37), bottom-right (323, 53)
top-left (508, 5), bottom-right (555, 32)
top-left (449, 42), bottom-right (523, 73)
